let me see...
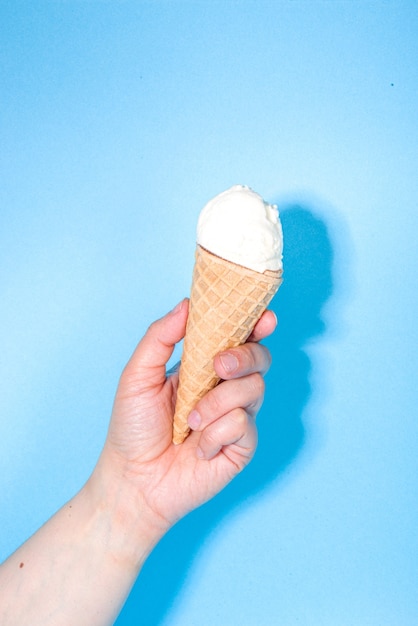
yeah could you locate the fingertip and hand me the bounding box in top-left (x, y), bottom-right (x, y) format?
top-left (269, 309), bottom-right (278, 328)
top-left (128, 299), bottom-right (189, 371)
top-left (170, 298), bottom-right (189, 317)
top-left (249, 309), bottom-right (278, 341)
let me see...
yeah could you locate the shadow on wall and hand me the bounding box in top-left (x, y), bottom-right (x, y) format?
top-left (116, 204), bottom-right (335, 625)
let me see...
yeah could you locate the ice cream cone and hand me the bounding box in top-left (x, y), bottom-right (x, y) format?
top-left (172, 245), bottom-right (283, 444)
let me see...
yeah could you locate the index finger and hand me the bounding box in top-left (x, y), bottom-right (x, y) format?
top-left (247, 309), bottom-right (278, 343)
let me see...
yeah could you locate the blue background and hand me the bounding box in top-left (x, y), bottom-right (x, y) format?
top-left (1, 2), bottom-right (417, 624)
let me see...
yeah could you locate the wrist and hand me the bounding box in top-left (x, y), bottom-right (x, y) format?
top-left (85, 453), bottom-right (168, 572)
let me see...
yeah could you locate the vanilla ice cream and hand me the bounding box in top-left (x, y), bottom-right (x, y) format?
top-left (196, 184), bottom-right (283, 274)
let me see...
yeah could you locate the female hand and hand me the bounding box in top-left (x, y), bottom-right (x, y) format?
top-left (95, 298), bottom-right (277, 537)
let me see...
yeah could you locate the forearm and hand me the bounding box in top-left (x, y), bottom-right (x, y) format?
top-left (0, 464), bottom-right (165, 626)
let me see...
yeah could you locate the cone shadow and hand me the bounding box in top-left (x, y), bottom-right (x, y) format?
top-left (115, 204), bottom-right (336, 625)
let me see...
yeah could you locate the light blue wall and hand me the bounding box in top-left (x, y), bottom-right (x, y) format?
top-left (1, 2), bottom-right (417, 624)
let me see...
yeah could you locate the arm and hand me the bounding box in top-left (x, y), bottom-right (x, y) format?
top-left (0, 299), bottom-right (277, 625)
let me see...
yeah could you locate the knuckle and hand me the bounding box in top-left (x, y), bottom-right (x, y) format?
top-left (249, 372), bottom-right (265, 397)
top-left (119, 358), bottom-right (137, 387)
top-left (242, 342), bottom-right (272, 375)
top-left (201, 388), bottom-right (222, 418)
top-left (146, 319), bottom-right (159, 337)
top-left (118, 366), bottom-right (139, 399)
top-left (243, 344), bottom-right (257, 370)
top-left (232, 407), bottom-right (249, 428)
top-left (201, 427), bottom-right (221, 451)
top-left (264, 347), bottom-right (273, 372)
top-left (256, 343), bottom-right (271, 369)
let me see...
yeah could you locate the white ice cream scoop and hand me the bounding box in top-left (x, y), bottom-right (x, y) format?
top-left (196, 184), bottom-right (283, 274)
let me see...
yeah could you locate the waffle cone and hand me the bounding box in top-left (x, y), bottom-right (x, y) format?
top-left (172, 245), bottom-right (283, 444)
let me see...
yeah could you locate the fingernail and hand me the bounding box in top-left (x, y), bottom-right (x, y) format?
top-left (188, 410), bottom-right (201, 429)
top-left (271, 310), bottom-right (278, 327)
top-left (196, 446), bottom-right (205, 459)
top-left (170, 299), bottom-right (184, 315)
top-left (219, 353), bottom-right (239, 374)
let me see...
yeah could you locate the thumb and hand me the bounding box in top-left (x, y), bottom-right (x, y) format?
top-left (126, 299), bottom-right (189, 378)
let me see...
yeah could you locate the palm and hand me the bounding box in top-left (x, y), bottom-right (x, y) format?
top-left (107, 373), bottom-right (246, 526)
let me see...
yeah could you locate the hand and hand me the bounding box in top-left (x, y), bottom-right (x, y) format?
top-left (0, 299), bottom-right (277, 626)
top-left (93, 299), bottom-right (277, 541)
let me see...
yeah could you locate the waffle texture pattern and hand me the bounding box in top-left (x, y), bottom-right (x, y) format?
top-left (172, 245), bottom-right (282, 444)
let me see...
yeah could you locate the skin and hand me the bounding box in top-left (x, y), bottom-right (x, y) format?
top-left (0, 299), bottom-right (277, 625)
